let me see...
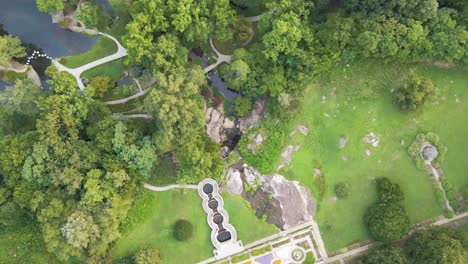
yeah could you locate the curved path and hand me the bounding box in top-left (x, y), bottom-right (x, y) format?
top-left (204, 39), bottom-right (232, 74)
top-left (113, 113), bottom-right (153, 119)
top-left (53, 31), bottom-right (127, 90)
top-left (143, 183), bottom-right (198, 192)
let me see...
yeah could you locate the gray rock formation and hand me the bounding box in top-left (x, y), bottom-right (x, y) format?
top-left (241, 166), bottom-right (315, 230)
top-left (226, 168), bottom-right (243, 195)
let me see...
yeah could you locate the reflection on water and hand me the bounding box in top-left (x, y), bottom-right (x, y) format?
top-left (0, 79), bottom-right (10, 91)
top-left (0, 0), bottom-right (99, 57)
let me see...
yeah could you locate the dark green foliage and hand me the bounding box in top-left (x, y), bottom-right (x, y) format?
top-left (335, 182), bottom-right (351, 198)
top-left (376, 177), bottom-right (404, 203)
top-left (394, 73), bottom-right (437, 111)
top-left (358, 246), bottom-right (407, 264)
top-left (406, 228), bottom-right (467, 264)
top-left (365, 202), bottom-right (410, 241)
top-left (77, 1), bottom-right (110, 30)
top-left (233, 97), bottom-right (252, 117)
top-left (173, 219), bottom-right (193, 241)
top-left (120, 192), bottom-right (156, 234)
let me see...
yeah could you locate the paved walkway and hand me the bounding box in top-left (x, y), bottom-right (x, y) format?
top-left (52, 30), bottom-right (127, 90)
top-left (113, 113), bottom-right (153, 119)
top-left (143, 183), bottom-right (198, 192)
top-left (203, 39), bottom-right (232, 74)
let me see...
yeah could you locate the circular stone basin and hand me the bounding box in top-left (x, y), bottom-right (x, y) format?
top-left (208, 198), bottom-right (219, 209)
top-left (203, 183), bottom-right (213, 194)
top-left (217, 230), bottom-right (232, 242)
top-left (290, 248), bottom-right (306, 262)
top-left (213, 213), bottom-right (224, 224)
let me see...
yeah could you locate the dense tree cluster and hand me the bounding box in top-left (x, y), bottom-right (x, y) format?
top-left (359, 227), bottom-right (467, 264)
top-left (220, 0), bottom-right (467, 100)
top-left (0, 35), bottom-right (26, 67)
top-left (365, 178), bottom-right (410, 241)
top-left (0, 67), bottom-right (158, 261)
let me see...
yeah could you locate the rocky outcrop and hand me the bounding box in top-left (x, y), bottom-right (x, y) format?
top-left (239, 100), bottom-right (267, 132)
top-left (230, 166), bottom-right (315, 230)
top-left (206, 107), bottom-right (235, 144)
top-left (206, 99), bottom-right (266, 151)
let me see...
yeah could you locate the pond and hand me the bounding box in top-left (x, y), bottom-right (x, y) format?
top-left (0, 79), bottom-right (9, 91)
top-left (0, 0), bottom-right (99, 57)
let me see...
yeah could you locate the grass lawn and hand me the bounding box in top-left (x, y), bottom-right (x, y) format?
top-left (270, 60), bottom-right (467, 252)
top-left (112, 190), bottom-right (277, 263)
top-left (81, 58), bottom-right (127, 81)
top-left (60, 37), bottom-right (117, 68)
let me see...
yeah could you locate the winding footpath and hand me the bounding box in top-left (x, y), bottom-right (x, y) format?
top-left (143, 183), bottom-right (198, 192)
top-left (52, 31), bottom-right (127, 90)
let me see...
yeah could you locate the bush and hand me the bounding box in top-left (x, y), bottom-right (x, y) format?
top-left (365, 202), bottom-right (410, 241)
top-left (86, 75), bottom-right (115, 98)
top-left (335, 182), bottom-right (351, 198)
top-left (233, 97), bottom-right (252, 117)
top-left (434, 189), bottom-right (445, 207)
top-left (442, 180), bottom-right (454, 192)
top-left (173, 219), bottom-right (193, 241)
top-left (120, 192), bottom-right (155, 234)
top-left (134, 248), bottom-right (161, 264)
top-left (304, 252), bottom-right (315, 264)
top-left (77, 1), bottom-right (110, 30)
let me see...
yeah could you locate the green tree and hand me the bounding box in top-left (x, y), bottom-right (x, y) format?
top-left (221, 59), bottom-right (250, 91)
top-left (86, 76), bottom-right (115, 99)
top-left (0, 35), bottom-right (26, 66)
top-left (365, 202), bottom-right (410, 241)
top-left (359, 246), bottom-right (408, 264)
top-left (143, 66), bottom-right (205, 148)
top-left (233, 97), bottom-right (252, 117)
top-left (60, 210), bottom-right (101, 250)
top-left (406, 228), bottom-right (466, 264)
top-left (395, 72), bottom-right (437, 111)
top-left (36, 0), bottom-right (66, 14)
top-left (134, 248), bottom-right (161, 264)
top-left (77, 1), bottom-right (109, 29)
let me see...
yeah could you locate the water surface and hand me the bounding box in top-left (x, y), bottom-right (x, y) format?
top-left (0, 0), bottom-right (99, 57)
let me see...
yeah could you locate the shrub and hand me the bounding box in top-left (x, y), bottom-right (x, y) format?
top-left (134, 248), bottom-right (161, 264)
top-left (335, 182), bottom-right (351, 198)
top-left (365, 202), bottom-right (410, 241)
top-left (442, 180), bottom-right (454, 192)
top-left (434, 189), bottom-right (445, 207)
top-left (77, 1), bottom-right (110, 30)
top-left (173, 219), bottom-right (193, 241)
top-left (233, 97), bottom-right (252, 117)
top-left (358, 246), bottom-right (407, 264)
top-left (304, 252), bottom-right (315, 264)
top-left (86, 75), bottom-right (116, 98)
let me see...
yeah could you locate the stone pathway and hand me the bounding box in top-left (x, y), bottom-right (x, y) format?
top-left (143, 183), bottom-right (197, 192)
top-left (203, 39), bottom-right (232, 74)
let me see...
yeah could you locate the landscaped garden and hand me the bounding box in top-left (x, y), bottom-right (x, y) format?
top-left (241, 60), bottom-right (468, 252)
top-left (112, 190), bottom-right (277, 263)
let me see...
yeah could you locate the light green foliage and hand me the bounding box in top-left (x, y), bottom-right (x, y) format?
top-left (86, 75), bottom-right (116, 99)
top-left (0, 35), bottom-right (26, 66)
top-left (144, 66), bottom-right (205, 146)
top-left (221, 59), bottom-right (250, 91)
top-left (36, 0), bottom-right (65, 14)
top-left (77, 1), bottom-right (109, 29)
top-left (112, 122), bottom-right (158, 179)
top-left (61, 210), bottom-right (101, 250)
top-left (395, 72), bottom-right (437, 111)
top-left (233, 97), bottom-right (252, 117)
top-left (134, 248), bottom-right (161, 264)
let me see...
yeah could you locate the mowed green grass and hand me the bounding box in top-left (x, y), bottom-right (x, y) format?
top-left (279, 61), bottom-right (467, 252)
top-left (112, 190), bottom-right (277, 263)
top-left (60, 37), bottom-right (117, 68)
top-left (81, 58), bottom-right (127, 81)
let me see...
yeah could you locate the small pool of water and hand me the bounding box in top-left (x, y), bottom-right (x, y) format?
top-left (0, 79), bottom-right (10, 91)
top-left (0, 0), bottom-right (99, 57)
top-left (208, 73), bottom-right (240, 102)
